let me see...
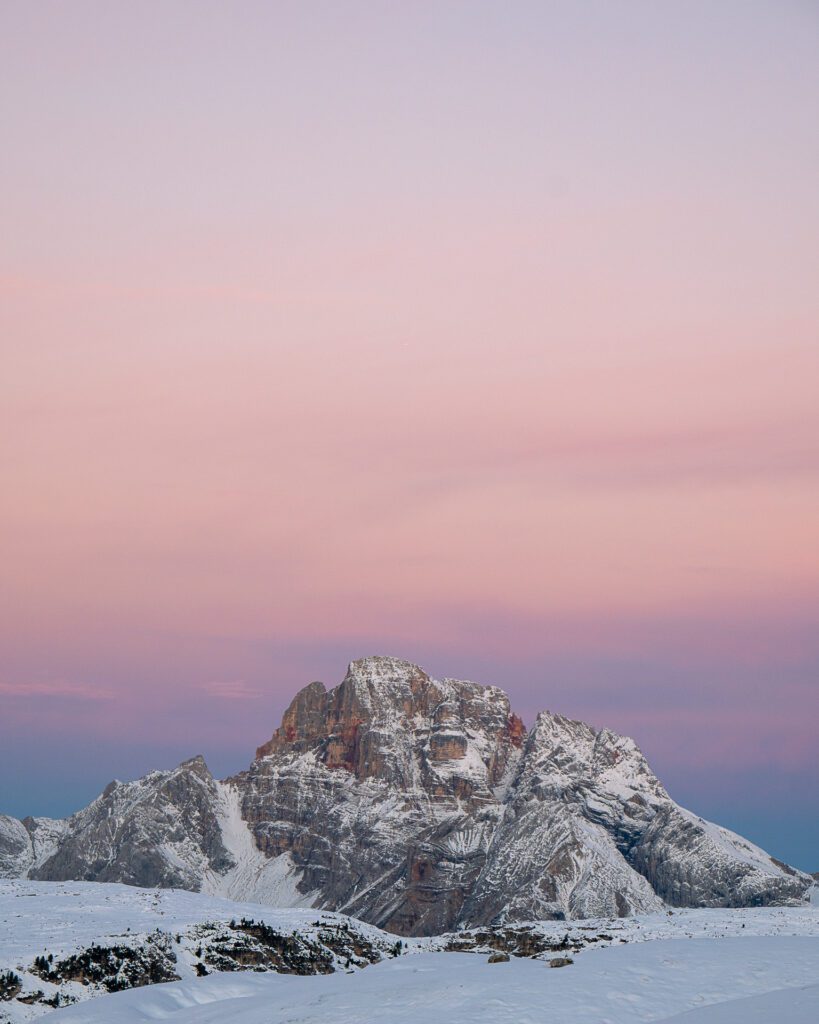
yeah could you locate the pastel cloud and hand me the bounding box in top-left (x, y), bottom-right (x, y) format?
top-left (201, 680), bottom-right (262, 701)
top-left (0, 680), bottom-right (115, 701)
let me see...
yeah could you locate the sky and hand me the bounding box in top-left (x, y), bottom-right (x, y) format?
top-left (1, 1), bottom-right (817, 869)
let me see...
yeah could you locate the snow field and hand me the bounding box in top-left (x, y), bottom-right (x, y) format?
top-left (45, 939), bottom-right (819, 1024)
top-left (1, 881), bottom-right (817, 1024)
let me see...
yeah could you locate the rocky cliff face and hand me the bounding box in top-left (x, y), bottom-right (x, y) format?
top-left (0, 656), bottom-right (812, 935)
top-left (4, 757), bottom-right (233, 891)
top-left (240, 656), bottom-right (527, 935)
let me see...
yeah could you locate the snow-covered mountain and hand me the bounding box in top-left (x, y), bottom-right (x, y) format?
top-left (0, 657), bottom-right (811, 935)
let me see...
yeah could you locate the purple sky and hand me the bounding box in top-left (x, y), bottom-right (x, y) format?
top-left (1, 2), bottom-right (817, 869)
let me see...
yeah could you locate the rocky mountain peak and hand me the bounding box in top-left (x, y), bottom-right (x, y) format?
top-left (254, 656), bottom-right (525, 790)
top-left (523, 710), bottom-right (668, 805)
top-left (174, 754), bottom-right (214, 781)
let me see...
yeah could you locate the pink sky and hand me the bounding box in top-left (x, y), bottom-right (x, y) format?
top-left (1, 2), bottom-right (817, 866)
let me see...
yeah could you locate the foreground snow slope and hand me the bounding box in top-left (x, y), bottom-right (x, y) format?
top-left (0, 881), bottom-right (400, 1023)
top-left (45, 939), bottom-right (819, 1024)
top-left (2, 880), bottom-right (817, 964)
top-left (663, 983), bottom-right (819, 1023)
top-left (1, 882), bottom-right (817, 1024)
top-left (0, 881), bottom-right (392, 963)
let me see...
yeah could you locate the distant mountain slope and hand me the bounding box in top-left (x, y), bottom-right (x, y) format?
top-left (0, 657), bottom-right (811, 935)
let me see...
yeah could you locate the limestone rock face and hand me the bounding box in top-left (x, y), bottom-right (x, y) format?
top-left (241, 657), bottom-right (526, 935)
top-left (0, 656), bottom-right (812, 935)
top-left (28, 756), bottom-right (233, 890)
top-left (0, 815), bottom-right (34, 877)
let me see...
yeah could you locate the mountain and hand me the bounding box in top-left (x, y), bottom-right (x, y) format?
top-left (0, 656), bottom-right (811, 935)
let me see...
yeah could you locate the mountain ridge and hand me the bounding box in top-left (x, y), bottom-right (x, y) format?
top-left (0, 656), bottom-right (811, 935)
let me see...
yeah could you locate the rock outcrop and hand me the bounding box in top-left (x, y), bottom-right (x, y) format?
top-left (0, 656), bottom-right (812, 935)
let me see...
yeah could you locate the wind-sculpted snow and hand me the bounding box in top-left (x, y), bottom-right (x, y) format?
top-left (0, 657), bottom-right (811, 935)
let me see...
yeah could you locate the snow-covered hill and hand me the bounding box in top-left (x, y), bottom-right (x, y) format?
top-left (1, 658), bottom-right (812, 934)
top-left (0, 881), bottom-right (402, 1022)
top-left (1, 881), bottom-right (818, 1023)
top-left (0, 881), bottom-right (817, 1024)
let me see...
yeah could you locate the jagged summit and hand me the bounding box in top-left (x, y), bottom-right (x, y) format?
top-left (0, 656), bottom-right (812, 935)
top-left (255, 656), bottom-right (525, 791)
